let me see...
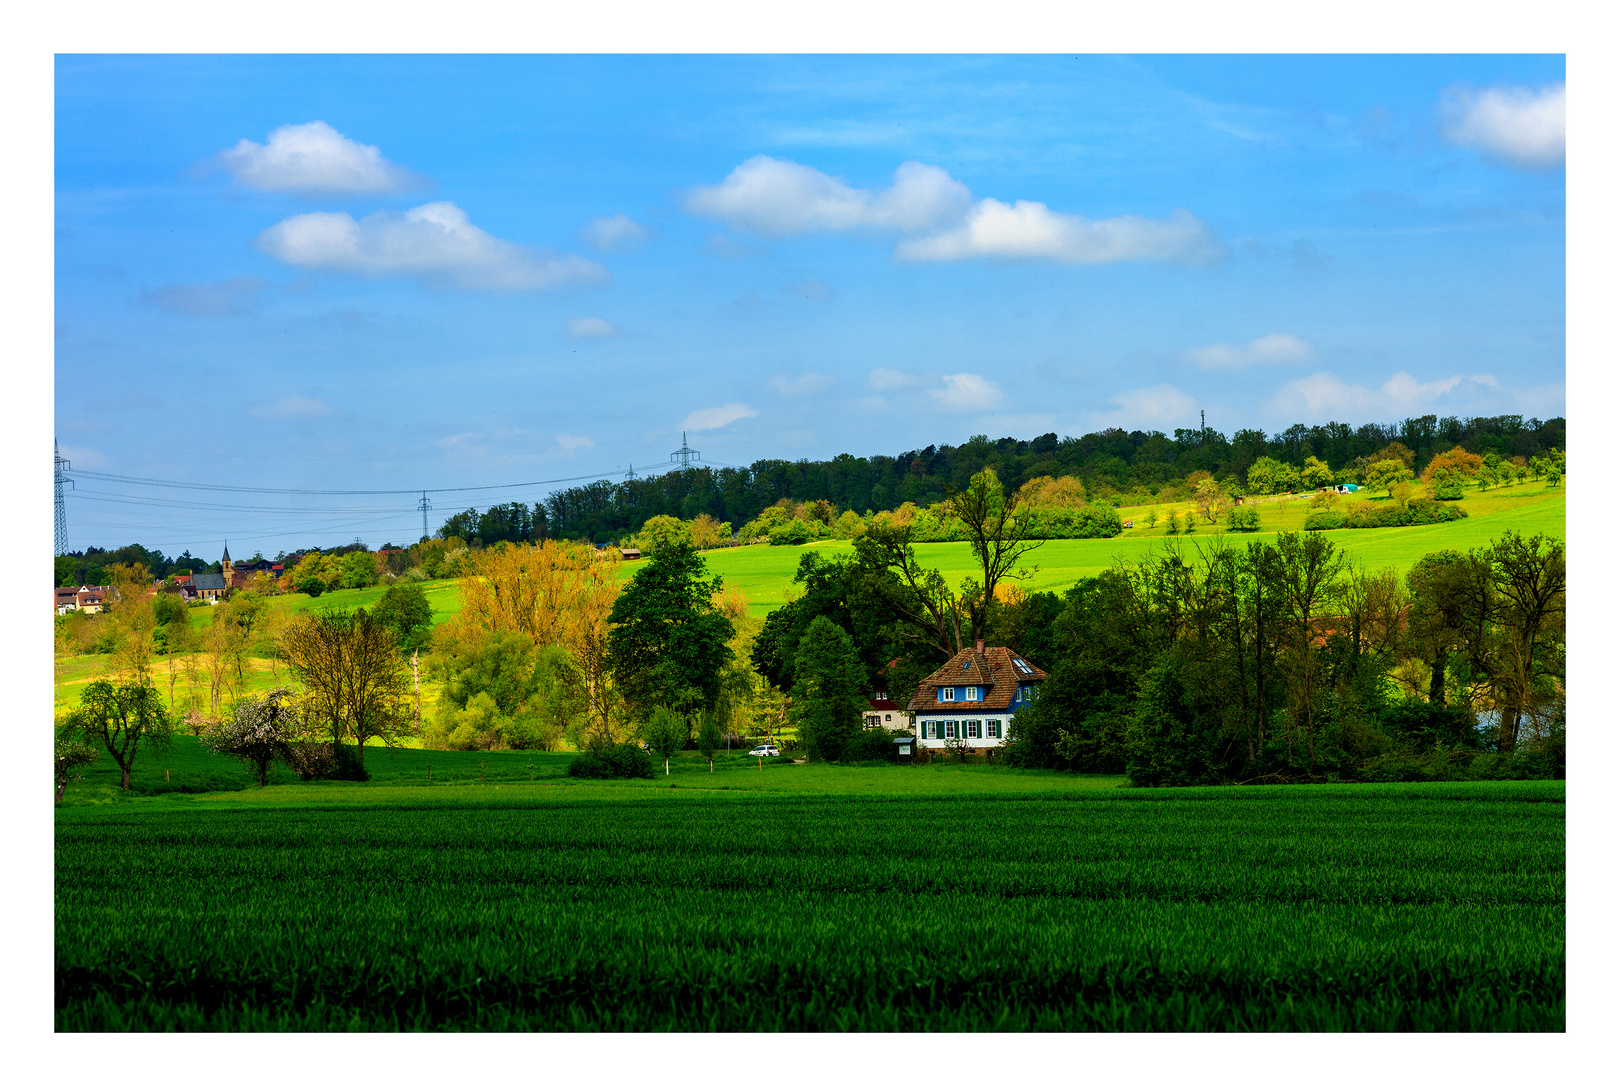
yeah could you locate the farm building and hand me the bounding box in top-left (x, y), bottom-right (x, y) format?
top-left (908, 641), bottom-right (1047, 754)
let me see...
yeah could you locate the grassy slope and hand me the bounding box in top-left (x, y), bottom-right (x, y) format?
top-left (665, 484), bottom-right (1566, 617)
top-left (56, 579), bottom-right (463, 716)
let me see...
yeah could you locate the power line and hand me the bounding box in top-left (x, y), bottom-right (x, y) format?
top-left (68, 463), bottom-right (674, 497)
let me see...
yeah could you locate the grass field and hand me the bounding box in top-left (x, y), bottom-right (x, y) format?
top-left (676, 484), bottom-right (1566, 616)
top-left (55, 753), bottom-right (1564, 1032)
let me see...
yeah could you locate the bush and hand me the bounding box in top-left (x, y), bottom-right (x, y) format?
top-left (1304, 511), bottom-right (1346, 531)
top-left (1225, 506), bottom-right (1260, 532)
top-left (1306, 499), bottom-right (1466, 531)
top-left (567, 743), bottom-right (655, 779)
top-left (840, 727), bottom-right (899, 763)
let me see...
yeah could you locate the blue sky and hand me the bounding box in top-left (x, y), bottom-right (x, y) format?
top-left (54, 54), bottom-right (1565, 555)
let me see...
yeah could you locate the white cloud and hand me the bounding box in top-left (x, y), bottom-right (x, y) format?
top-left (580, 213), bottom-right (651, 253)
top-left (684, 156), bottom-right (971, 237)
top-left (1090, 384), bottom-right (1199, 431)
top-left (141, 275), bottom-right (267, 316)
top-left (1441, 83), bottom-right (1565, 169)
top-left (248, 394), bottom-right (332, 421)
top-left (868, 367), bottom-right (927, 391)
top-left (1265, 371), bottom-right (1507, 421)
top-left (1185, 333), bottom-right (1313, 371)
top-left (768, 372), bottom-right (835, 397)
top-left (216, 121), bottom-right (425, 195)
top-left (930, 373), bottom-right (1005, 413)
top-left (681, 402), bottom-right (759, 431)
top-left (566, 316), bottom-right (619, 339)
top-left (257, 202), bottom-right (609, 291)
top-left (896, 201), bottom-right (1221, 265)
top-left (555, 433), bottom-right (595, 451)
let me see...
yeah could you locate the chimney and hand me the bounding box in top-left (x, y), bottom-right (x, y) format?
top-left (975, 638), bottom-right (984, 654)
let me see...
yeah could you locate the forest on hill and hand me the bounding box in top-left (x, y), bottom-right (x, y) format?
top-left (505, 413), bottom-right (1564, 545)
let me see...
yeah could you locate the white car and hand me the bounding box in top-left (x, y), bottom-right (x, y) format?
top-left (748, 744), bottom-right (781, 757)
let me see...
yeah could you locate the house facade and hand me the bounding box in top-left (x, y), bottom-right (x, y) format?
top-left (861, 687), bottom-right (912, 731)
top-left (906, 642), bottom-right (1047, 753)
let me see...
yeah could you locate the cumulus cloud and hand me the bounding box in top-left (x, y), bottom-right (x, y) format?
top-left (1089, 384), bottom-right (1199, 431)
top-left (768, 372), bottom-right (835, 397)
top-left (248, 394), bottom-right (332, 421)
top-left (566, 316), bottom-right (620, 339)
top-left (1441, 83), bottom-right (1565, 169)
top-left (580, 213), bottom-right (651, 253)
top-left (930, 373), bottom-right (1005, 412)
top-left (555, 433), bottom-right (595, 451)
top-left (681, 402), bottom-right (758, 431)
top-left (1185, 334), bottom-right (1312, 371)
top-left (216, 121), bottom-right (426, 195)
top-left (257, 202), bottom-right (609, 291)
top-left (897, 202), bottom-right (1221, 265)
top-left (684, 156), bottom-right (971, 237)
top-left (1265, 371), bottom-right (1509, 421)
top-left (140, 275), bottom-right (267, 316)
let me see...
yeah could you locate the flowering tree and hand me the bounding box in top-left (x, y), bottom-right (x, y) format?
top-left (55, 737), bottom-right (99, 802)
top-left (202, 688), bottom-right (301, 787)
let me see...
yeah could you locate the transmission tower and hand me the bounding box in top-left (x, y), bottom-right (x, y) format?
top-left (669, 432), bottom-right (702, 470)
top-left (626, 462), bottom-right (638, 481)
top-left (54, 439), bottom-right (72, 556)
top-left (417, 491), bottom-right (433, 542)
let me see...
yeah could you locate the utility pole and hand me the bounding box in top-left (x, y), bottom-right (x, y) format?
top-left (54, 439), bottom-right (72, 556)
top-left (417, 491), bottom-right (432, 542)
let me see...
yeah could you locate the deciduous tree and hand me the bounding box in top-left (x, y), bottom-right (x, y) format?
top-left (65, 679), bottom-right (173, 790)
top-left (607, 542), bottom-right (734, 719)
top-left (281, 610), bottom-right (414, 773)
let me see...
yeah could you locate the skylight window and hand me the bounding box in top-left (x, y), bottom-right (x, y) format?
top-left (1012, 658), bottom-right (1033, 675)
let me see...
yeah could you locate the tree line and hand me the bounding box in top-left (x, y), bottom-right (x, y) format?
top-left (530, 413), bottom-right (1563, 543)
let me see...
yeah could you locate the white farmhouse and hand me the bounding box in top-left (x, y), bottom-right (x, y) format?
top-left (906, 641), bottom-right (1047, 755)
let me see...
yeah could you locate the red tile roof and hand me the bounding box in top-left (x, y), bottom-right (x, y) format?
top-left (906, 645), bottom-right (1048, 713)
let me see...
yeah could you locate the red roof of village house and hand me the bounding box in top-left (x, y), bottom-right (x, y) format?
top-left (906, 645), bottom-right (1048, 713)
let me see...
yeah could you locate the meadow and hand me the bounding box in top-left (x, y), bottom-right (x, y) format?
top-left (677, 484), bottom-right (1567, 617)
top-left (55, 755), bottom-right (1564, 1032)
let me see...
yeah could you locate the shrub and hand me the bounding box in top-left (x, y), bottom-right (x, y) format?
top-left (567, 743), bottom-right (655, 779)
top-left (1225, 506), bottom-right (1260, 532)
top-left (1304, 511), bottom-right (1346, 531)
top-left (839, 727), bottom-right (899, 763)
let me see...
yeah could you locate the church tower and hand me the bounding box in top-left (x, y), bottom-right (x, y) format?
top-left (221, 542), bottom-right (233, 583)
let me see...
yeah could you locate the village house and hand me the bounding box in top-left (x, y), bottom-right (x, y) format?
top-left (861, 659), bottom-right (913, 731)
top-left (908, 641), bottom-right (1048, 754)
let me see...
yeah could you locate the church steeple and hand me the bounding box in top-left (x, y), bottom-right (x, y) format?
top-left (221, 542), bottom-right (233, 578)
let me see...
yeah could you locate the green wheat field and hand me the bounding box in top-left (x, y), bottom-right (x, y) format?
top-left (55, 745), bottom-right (1563, 1032)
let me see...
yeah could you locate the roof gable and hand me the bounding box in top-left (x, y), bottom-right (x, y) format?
top-left (906, 645), bottom-right (1047, 713)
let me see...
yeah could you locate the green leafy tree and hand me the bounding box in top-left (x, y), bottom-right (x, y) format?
top-left (635, 514), bottom-right (692, 553)
top-left (1300, 456), bottom-right (1334, 490)
top-left (696, 713), bottom-right (723, 772)
top-left (338, 551), bottom-right (379, 590)
top-left (280, 609), bottom-right (414, 774)
top-left (607, 542), bottom-right (735, 719)
top-left (371, 582), bottom-right (434, 651)
top-left (1365, 459), bottom-right (1415, 500)
top-left (790, 615), bottom-right (868, 762)
top-left (948, 467), bottom-right (1043, 644)
top-left (64, 680), bottom-right (174, 790)
top-left (1245, 457), bottom-right (1297, 495)
top-left (642, 706), bottom-right (688, 776)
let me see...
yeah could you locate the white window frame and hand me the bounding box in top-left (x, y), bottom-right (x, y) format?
top-left (944, 720), bottom-right (958, 739)
top-left (987, 719), bottom-right (1001, 738)
top-left (942, 687), bottom-right (955, 702)
top-left (965, 719), bottom-right (981, 739)
top-left (965, 686), bottom-right (978, 702)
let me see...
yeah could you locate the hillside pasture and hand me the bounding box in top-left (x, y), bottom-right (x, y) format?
top-left (668, 484), bottom-right (1565, 616)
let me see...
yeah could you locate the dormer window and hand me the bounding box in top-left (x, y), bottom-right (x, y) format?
top-left (965, 686), bottom-right (979, 702)
top-left (941, 687), bottom-right (955, 702)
